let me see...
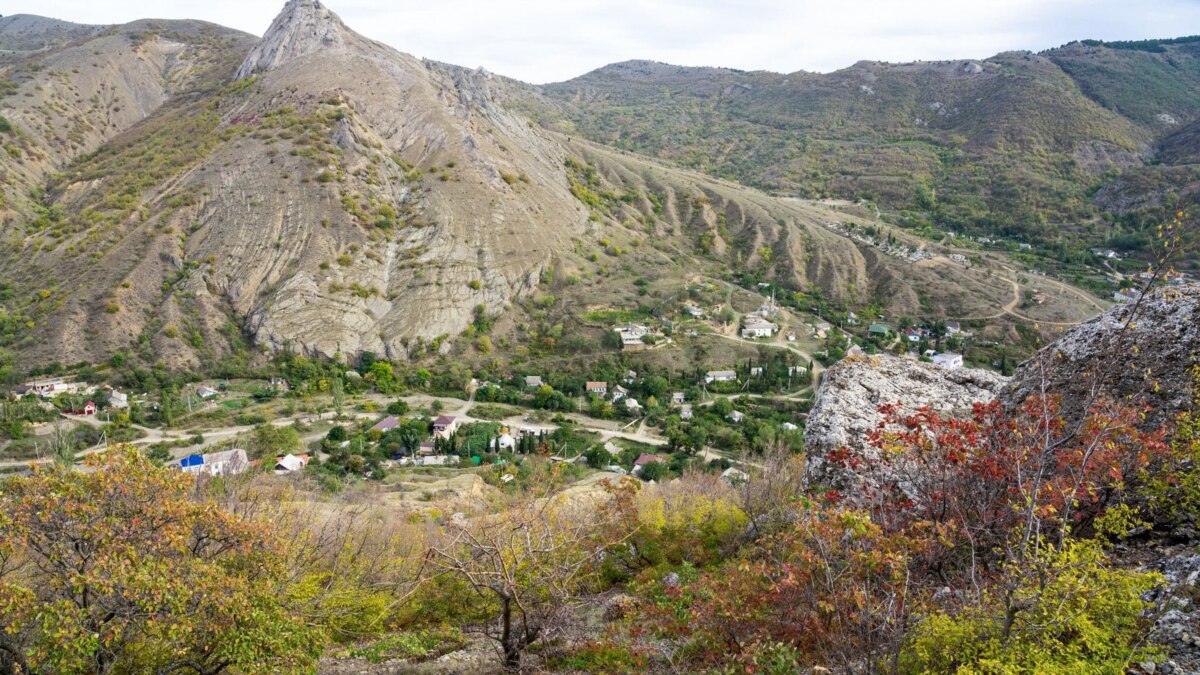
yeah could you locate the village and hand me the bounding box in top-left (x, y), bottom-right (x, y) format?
top-left (1, 275), bottom-right (980, 495)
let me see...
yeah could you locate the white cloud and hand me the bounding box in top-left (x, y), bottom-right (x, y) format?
top-left (6, 0), bottom-right (1199, 83)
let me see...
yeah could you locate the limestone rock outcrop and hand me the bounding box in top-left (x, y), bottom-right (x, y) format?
top-left (1001, 283), bottom-right (1200, 429)
top-left (236, 0), bottom-right (360, 79)
top-left (804, 354), bottom-right (1007, 487)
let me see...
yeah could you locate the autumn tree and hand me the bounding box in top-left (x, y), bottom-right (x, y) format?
top-left (426, 478), bottom-right (640, 670)
top-left (0, 446), bottom-right (321, 674)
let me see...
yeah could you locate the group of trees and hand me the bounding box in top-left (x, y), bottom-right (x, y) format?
top-left (631, 378), bottom-right (1197, 672)
top-left (0, 447), bottom-right (643, 673)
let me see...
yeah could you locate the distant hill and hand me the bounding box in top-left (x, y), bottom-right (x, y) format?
top-left (514, 39), bottom-right (1200, 264)
top-left (0, 14), bottom-right (109, 56)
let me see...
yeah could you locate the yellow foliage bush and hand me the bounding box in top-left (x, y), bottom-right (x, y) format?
top-left (636, 475), bottom-right (748, 566)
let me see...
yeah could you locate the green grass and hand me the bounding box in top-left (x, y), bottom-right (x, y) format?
top-left (341, 627), bottom-right (465, 664)
top-left (582, 309), bottom-right (652, 324)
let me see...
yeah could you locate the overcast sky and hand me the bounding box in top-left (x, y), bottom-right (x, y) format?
top-left (7, 0), bottom-right (1200, 83)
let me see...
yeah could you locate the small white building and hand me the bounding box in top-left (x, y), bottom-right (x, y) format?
top-left (931, 353), bottom-right (964, 370)
top-left (107, 390), bottom-right (129, 409)
top-left (680, 405), bottom-right (693, 420)
top-left (586, 381), bottom-right (608, 396)
top-left (524, 375), bottom-right (544, 388)
top-left (741, 316), bottom-right (778, 339)
top-left (727, 410), bottom-right (745, 423)
top-left (671, 391), bottom-right (686, 405)
top-left (705, 370), bottom-right (737, 384)
top-left (178, 448), bottom-right (249, 477)
top-left (274, 454), bottom-right (309, 474)
top-left (490, 433), bottom-right (516, 450)
top-left (196, 386), bottom-right (219, 400)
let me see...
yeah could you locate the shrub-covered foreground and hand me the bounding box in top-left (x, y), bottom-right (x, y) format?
top-left (0, 374), bottom-right (1197, 673)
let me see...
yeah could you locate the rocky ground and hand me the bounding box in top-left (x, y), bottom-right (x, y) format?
top-left (1117, 538), bottom-right (1200, 675)
top-left (803, 353), bottom-right (1007, 488)
top-left (1003, 283), bottom-right (1200, 431)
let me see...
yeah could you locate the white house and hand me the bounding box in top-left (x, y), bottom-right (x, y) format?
top-left (196, 386), bottom-right (219, 400)
top-left (274, 454), bottom-right (309, 474)
top-left (741, 316), bottom-right (777, 339)
top-left (624, 370), bottom-right (638, 384)
top-left (620, 332), bottom-right (646, 350)
top-left (945, 320), bottom-right (961, 335)
top-left (178, 448), bottom-right (249, 477)
top-left (611, 384), bottom-right (629, 402)
top-left (107, 390), bottom-right (129, 409)
top-left (490, 433), bottom-right (516, 450)
top-left (705, 370), bottom-right (737, 384)
top-left (671, 391), bottom-right (686, 405)
top-left (931, 353), bottom-right (964, 370)
top-left (680, 405), bottom-right (693, 420)
top-left (586, 381), bottom-right (608, 396)
top-left (524, 375), bottom-right (544, 388)
top-left (750, 366), bottom-right (763, 377)
top-left (727, 410), bottom-right (745, 423)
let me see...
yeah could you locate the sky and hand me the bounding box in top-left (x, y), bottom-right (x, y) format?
top-left (6, 0), bottom-right (1200, 83)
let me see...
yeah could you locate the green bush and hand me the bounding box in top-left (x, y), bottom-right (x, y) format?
top-left (901, 538), bottom-right (1161, 673)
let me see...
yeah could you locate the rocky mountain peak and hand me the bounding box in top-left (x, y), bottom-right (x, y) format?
top-left (236, 0), bottom-right (356, 78)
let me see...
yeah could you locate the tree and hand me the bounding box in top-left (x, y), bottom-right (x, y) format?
top-left (397, 425), bottom-right (423, 458)
top-left (0, 447), bottom-right (321, 674)
top-left (48, 422), bottom-right (77, 467)
top-left (638, 461), bottom-right (665, 482)
top-left (243, 424), bottom-right (301, 460)
top-left (426, 479), bottom-right (639, 670)
top-left (330, 377), bottom-right (345, 420)
top-left (584, 446), bottom-right (611, 469)
top-left (712, 397), bottom-right (733, 418)
top-left (368, 361), bottom-right (399, 394)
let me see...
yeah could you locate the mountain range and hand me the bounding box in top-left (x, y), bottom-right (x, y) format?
top-left (0, 2), bottom-right (1193, 373)
top-left (521, 39), bottom-right (1200, 249)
